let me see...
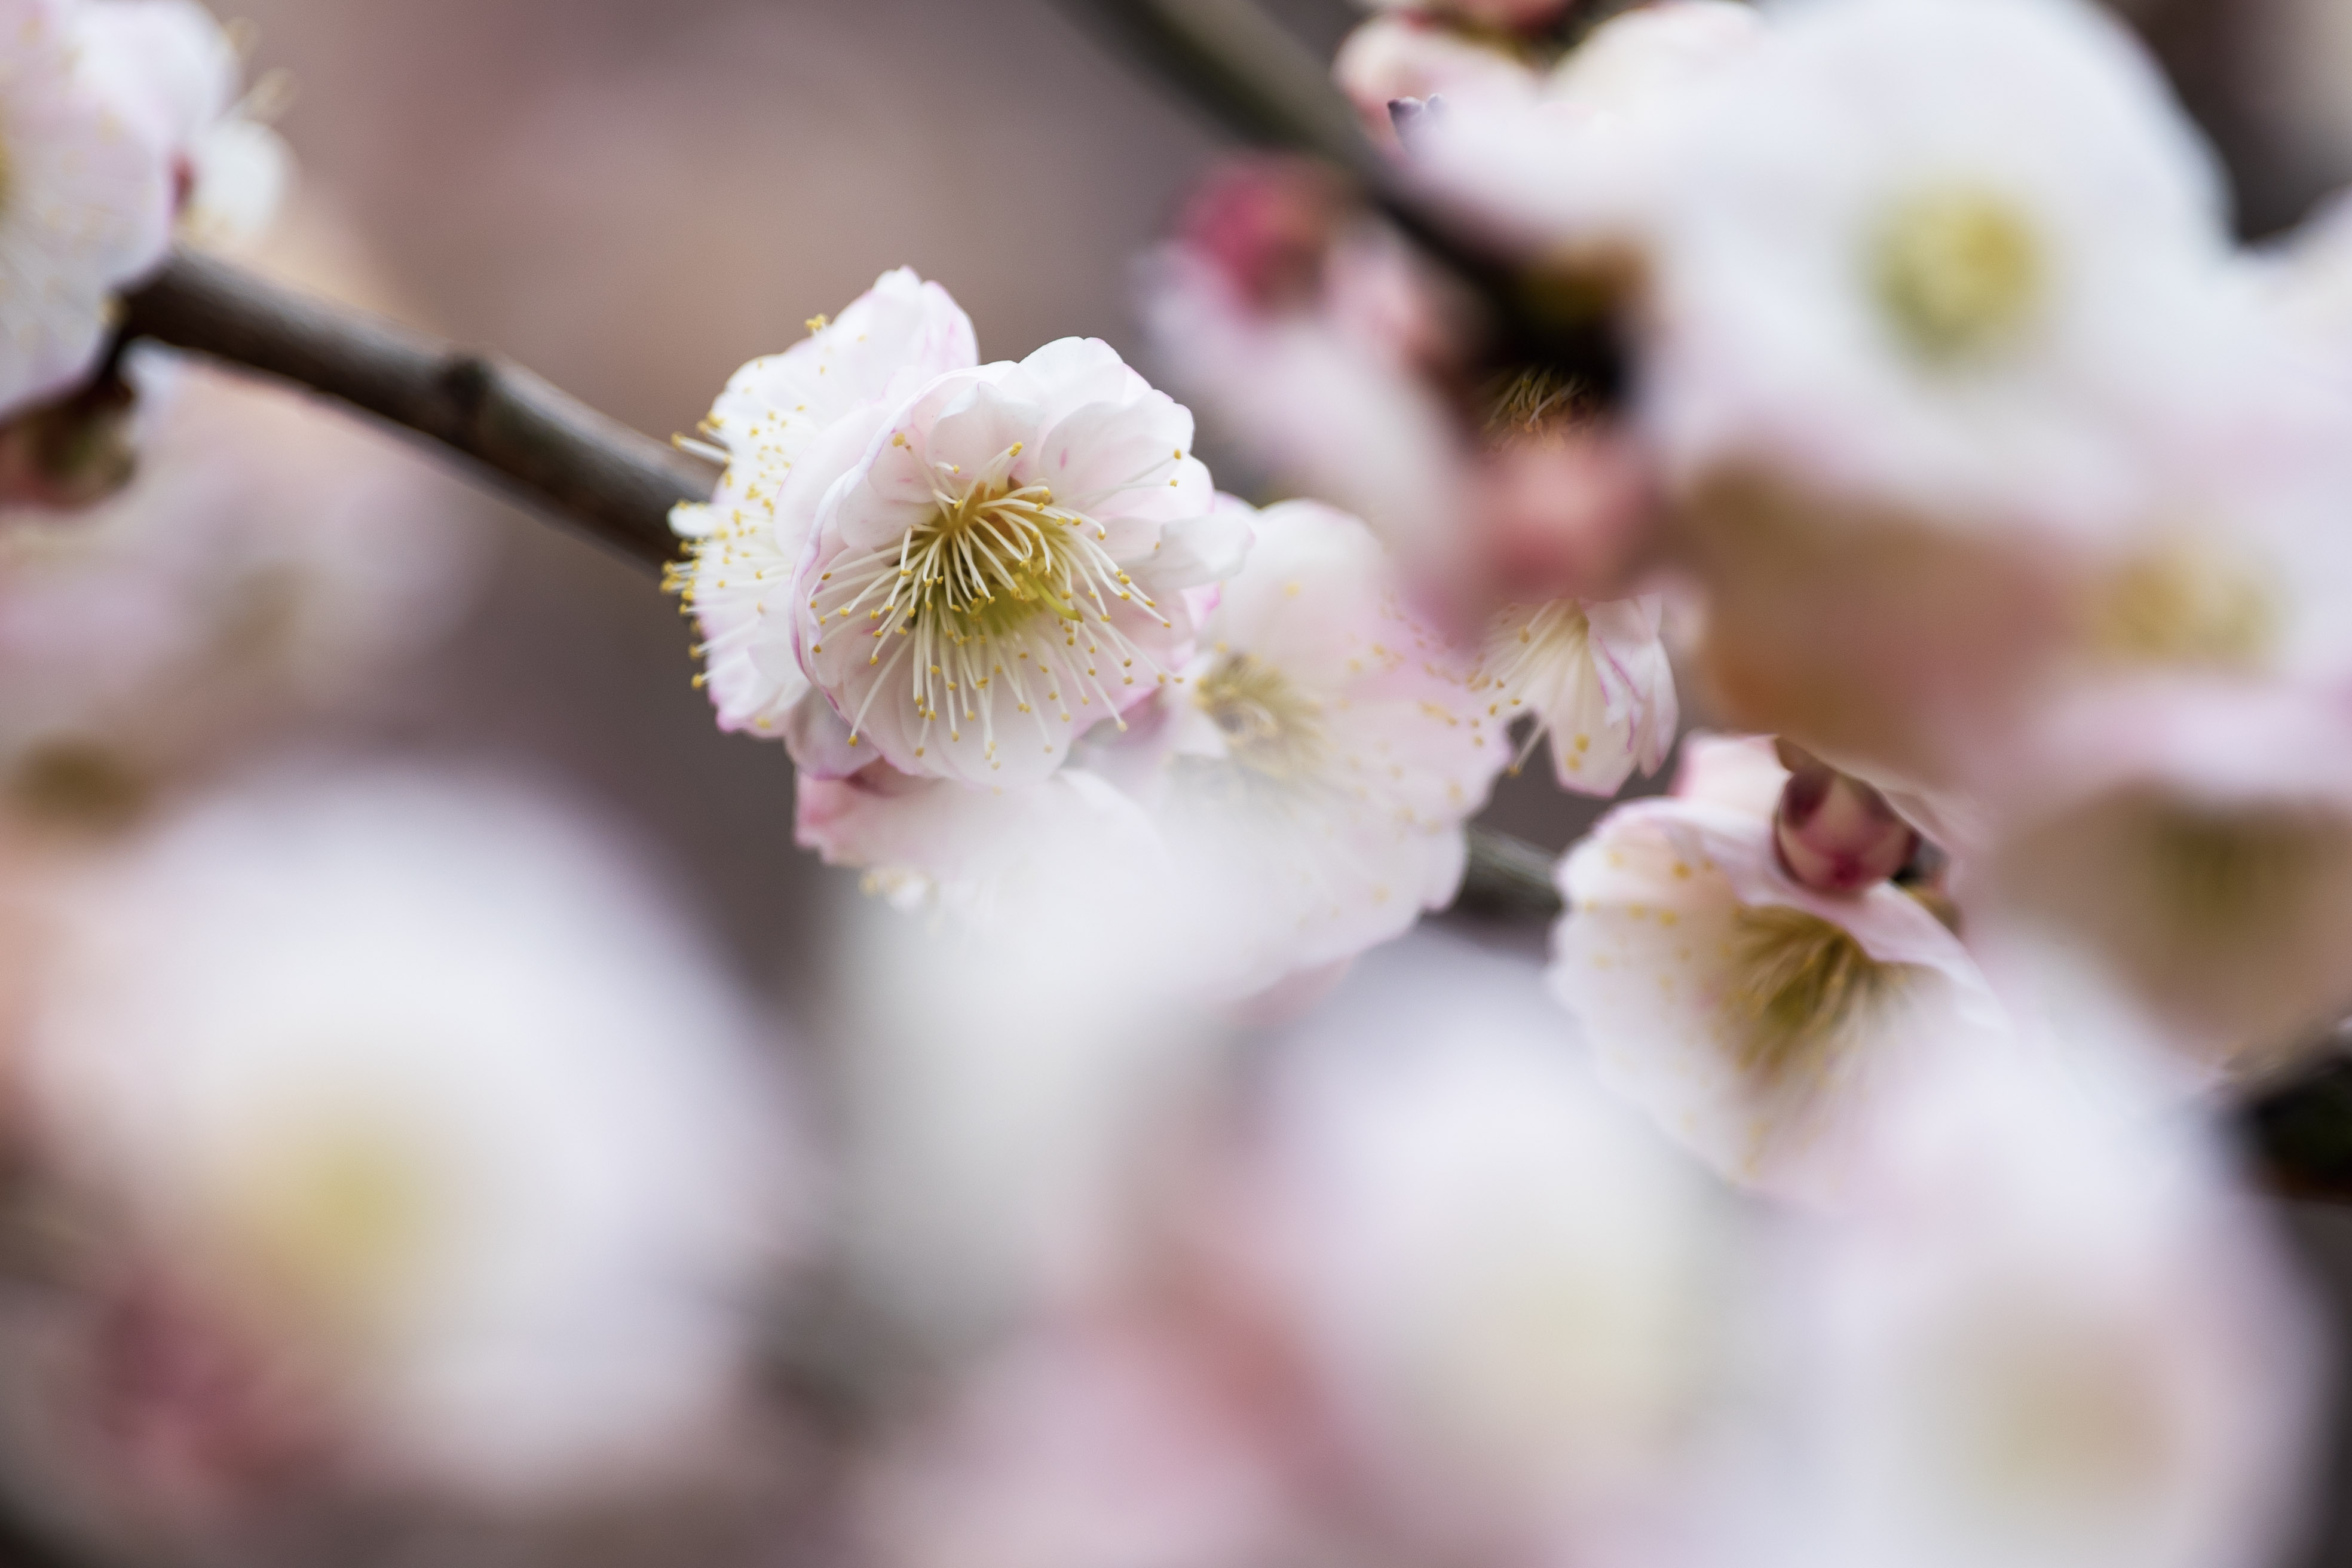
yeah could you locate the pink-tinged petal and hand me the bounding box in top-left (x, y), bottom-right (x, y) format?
top-left (1009, 336), bottom-right (1154, 422)
top-left (1552, 748), bottom-right (2019, 1206)
top-left (792, 340), bottom-right (1216, 787)
top-left (1140, 502), bottom-right (1504, 996)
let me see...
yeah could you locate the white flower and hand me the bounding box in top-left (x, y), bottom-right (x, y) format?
top-left (1333, 14), bottom-right (1538, 146)
top-left (794, 336), bottom-right (1230, 787)
top-left (1768, 1049), bottom-right (2328, 1568)
top-left (1140, 218), bottom-right (1470, 588)
top-left (0, 0), bottom-right (176, 419)
top-left (1413, 0), bottom-right (1764, 252)
top-left (1474, 594), bottom-right (1676, 797)
top-left (1355, 0), bottom-right (1569, 31)
top-left (78, 0), bottom-right (290, 246)
top-left (1551, 734), bottom-right (2016, 1205)
top-left (1969, 679), bottom-right (2352, 1081)
top-left (1146, 500), bottom-right (1505, 996)
top-left (0, 354), bottom-right (478, 816)
top-left (860, 1322), bottom-right (1319, 1568)
top-left (1257, 931), bottom-right (1744, 1564)
top-left (1633, 0), bottom-right (2231, 538)
top-left (795, 757), bottom-right (1169, 928)
top-left (23, 770), bottom-right (806, 1499)
top-left (672, 267), bottom-right (978, 751)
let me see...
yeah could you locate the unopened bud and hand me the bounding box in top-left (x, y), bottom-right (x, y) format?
top-left (1174, 157), bottom-right (1349, 314)
top-left (1773, 743), bottom-right (1918, 894)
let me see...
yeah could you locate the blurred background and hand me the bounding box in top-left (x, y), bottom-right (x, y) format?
top-left (12, 0), bottom-right (2352, 1562)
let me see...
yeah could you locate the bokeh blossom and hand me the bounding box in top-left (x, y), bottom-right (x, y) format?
top-left (1140, 500), bottom-right (1503, 996)
top-left (20, 769), bottom-right (806, 1505)
top-left (1766, 1049), bottom-right (2327, 1568)
top-left (0, 356), bottom-right (474, 829)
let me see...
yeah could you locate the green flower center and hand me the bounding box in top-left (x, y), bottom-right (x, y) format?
top-left (1873, 186), bottom-right (2045, 362)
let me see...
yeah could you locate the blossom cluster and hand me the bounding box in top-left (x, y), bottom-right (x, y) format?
top-left (655, 0), bottom-right (2352, 1562)
top-left (672, 267), bottom-right (1676, 996)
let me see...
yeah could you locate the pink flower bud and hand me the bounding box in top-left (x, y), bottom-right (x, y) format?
top-left (1774, 744), bottom-right (1919, 894)
top-left (1174, 158), bottom-right (1350, 314)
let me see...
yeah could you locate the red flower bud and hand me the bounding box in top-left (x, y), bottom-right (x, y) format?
top-left (1774, 746), bottom-right (1918, 894)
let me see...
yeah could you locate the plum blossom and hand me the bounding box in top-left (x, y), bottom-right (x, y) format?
top-left (1333, 14), bottom-right (1537, 148)
top-left (859, 1322), bottom-right (1324, 1568)
top-left (1141, 169), bottom-right (1473, 589)
top-left (79, 0), bottom-right (292, 247)
top-left (22, 770), bottom-right (806, 1500)
top-left (1145, 500), bottom-right (1504, 996)
top-left (1550, 734), bottom-right (2016, 1205)
top-left (1411, 0), bottom-right (1765, 253)
top-left (0, 0), bottom-right (177, 419)
top-left (1633, 0), bottom-right (2231, 537)
top-left (1474, 595), bottom-right (1676, 796)
top-left (1766, 1049), bottom-right (2326, 1568)
top-left (1356, 0), bottom-right (1569, 30)
top-left (1255, 932), bottom-right (1745, 1565)
top-left (794, 757), bottom-right (1168, 926)
top-left (1969, 681), bottom-right (2352, 1082)
top-left (0, 354), bottom-right (476, 825)
top-left (672, 267), bottom-right (978, 746)
top-left (794, 336), bottom-right (1232, 787)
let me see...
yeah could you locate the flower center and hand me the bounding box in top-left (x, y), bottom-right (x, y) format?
top-left (810, 443), bottom-right (1168, 767)
top-left (223, 1099), bottom-right (443, 1334)
top-left (1483, 366), bottom-right (1592, 449)
top-left (1725, 905), bottom-right (1911, 1086)
top-left (1196, 651), bottom-right (1325, 782)
top-left (2086, 541), bottom-right (2274, 672)
top-left (1872, 186), bottom-right (2044, 362)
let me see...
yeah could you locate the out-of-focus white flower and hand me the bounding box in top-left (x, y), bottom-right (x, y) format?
top-left (826, 875), bottom-right (1222, 1352)
top-left (1970, 680), bottom-right (2352, 1082)
top-left (1635, 0), bottom-right (2230, 539)
top-left (23, 770), bottom-right (806, 1500)
top-left (672, 268), bottom-right (978, 748)
top-left (1256, 931), bottom-right (1745, 1565)
top-left (1334, 14), bottom-right (1537, 147)
top-left (78, 0), bottom-right (290, 246)
top-left (1768, 1048), bottom-right (2327, 1568)
top-left (795, 757), bottom-right (1169, 926)
top-left (1474, 594), bottom-right (1676, 796)
top-left (1358, 0), bottom-right (1570, 31)
top-left (0, 355), bottom-right (477, 821)
top-left (1141, 170), bottom-right (1474, 587)
top-left (860, 1322), bottom-right (1321, 1568)
top-left (0, 0), bottom-right (176, 419)
top-left (1551, 734), bottom-right (2014, 1205)
top-left (1414, 0), bottom-right (1764, 251)
top-left (1146, 500), bottom-right (1503, 996)
top-left (794, 337), bottom-right (1230, 787)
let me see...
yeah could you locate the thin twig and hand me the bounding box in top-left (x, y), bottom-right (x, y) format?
top-left (118, 249), bottom-right (709, 571)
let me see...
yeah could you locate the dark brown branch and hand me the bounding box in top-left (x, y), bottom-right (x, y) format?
top-left (118, 249), bottom-right (708, 572)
